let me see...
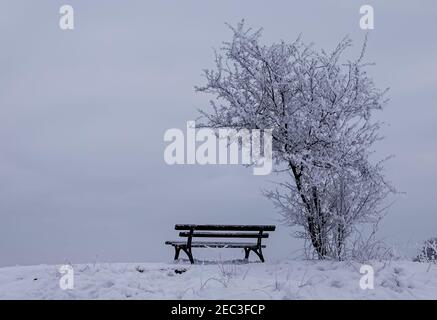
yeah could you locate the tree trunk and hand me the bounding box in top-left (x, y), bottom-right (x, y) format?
top-left (289, 161), bottom-right (327, 259)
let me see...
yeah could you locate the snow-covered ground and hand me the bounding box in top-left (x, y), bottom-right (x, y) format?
top-left (0, 260), bottom-right (436, 299)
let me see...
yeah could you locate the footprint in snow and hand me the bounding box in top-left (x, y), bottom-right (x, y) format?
top-left (330, 280), bottom-right (343, 288)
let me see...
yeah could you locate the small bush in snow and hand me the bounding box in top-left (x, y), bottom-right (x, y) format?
top-left (414, 238), bottom-right (437, 263)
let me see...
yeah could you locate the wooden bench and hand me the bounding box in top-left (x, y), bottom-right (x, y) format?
top-left (165, 224), bottom-right (276, 264)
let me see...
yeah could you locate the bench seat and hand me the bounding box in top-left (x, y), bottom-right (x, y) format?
top-left (165, 241), bottom-right (266, 248)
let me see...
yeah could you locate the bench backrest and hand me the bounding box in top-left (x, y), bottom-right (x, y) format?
top-left (175, 224), bottom-right (276, 231)
top-left (174, 224), bottom-right (276, 246)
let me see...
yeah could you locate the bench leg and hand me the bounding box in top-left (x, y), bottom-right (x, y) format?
top-left (181, 247), bottom-right (194, 264)
top-left (174, 246), bottom-right (181, 260)
top-left (244, 248), bottom-right (264, 262)
top-left (244, 248), bottom-right (250, 260)
top-left (252, 248), bottom-right (265, 263)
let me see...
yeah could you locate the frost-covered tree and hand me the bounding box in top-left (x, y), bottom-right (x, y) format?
top-left (196, 21), bottom-right (394, 260)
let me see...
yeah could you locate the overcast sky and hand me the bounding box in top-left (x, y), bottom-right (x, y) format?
top-left (0, 0), bottom-right (436, 267)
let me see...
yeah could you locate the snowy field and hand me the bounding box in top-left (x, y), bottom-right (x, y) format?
top-left (1, 260), bottom-right (436, 299)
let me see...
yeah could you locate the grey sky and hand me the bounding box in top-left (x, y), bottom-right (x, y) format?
top-left (0, 0), bottom-right (436, 266)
